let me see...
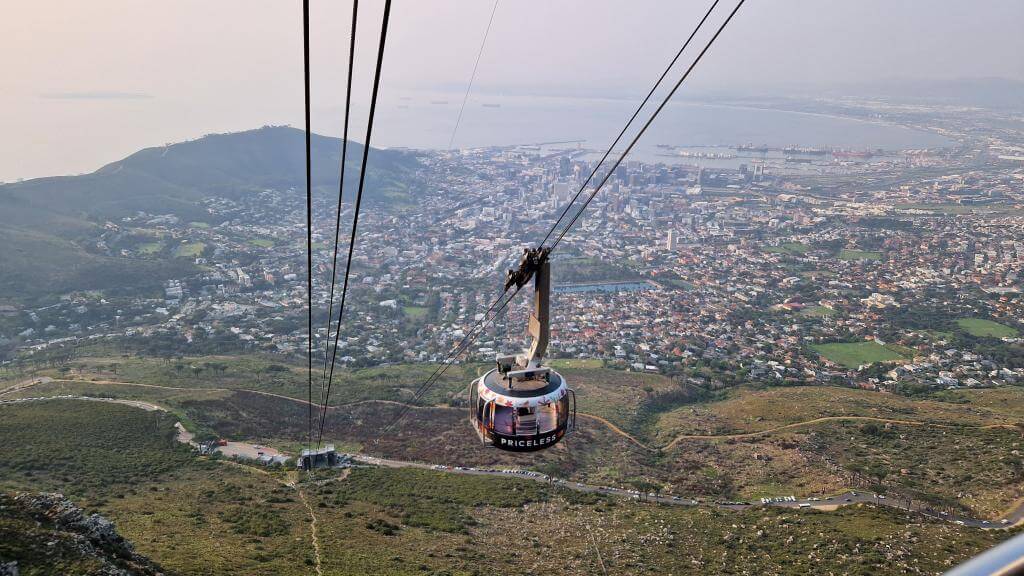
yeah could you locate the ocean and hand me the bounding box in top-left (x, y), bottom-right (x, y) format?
top-left (369, 91), bottom-right (954, 160)
top-left (1, 89), bottom-right (953, 182)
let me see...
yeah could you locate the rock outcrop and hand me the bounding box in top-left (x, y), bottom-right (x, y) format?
top-left (0, 492), bottom-right (167, 576)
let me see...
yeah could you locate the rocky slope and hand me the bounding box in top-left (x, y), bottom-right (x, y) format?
top-left (0, 492), bottom-right (167, 576)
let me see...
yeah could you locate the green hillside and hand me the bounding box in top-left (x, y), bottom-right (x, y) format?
top-left (0, 126), bottom-right (421, 303)
top-left (0, 398), bottom-right (1012, 576)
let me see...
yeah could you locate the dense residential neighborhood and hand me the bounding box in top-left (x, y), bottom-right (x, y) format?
top-left (2, 102), bottom-right (1021, 401)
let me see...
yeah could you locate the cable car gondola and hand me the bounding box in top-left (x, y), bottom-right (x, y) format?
top-left (469, 247), bottom-right (576, 451)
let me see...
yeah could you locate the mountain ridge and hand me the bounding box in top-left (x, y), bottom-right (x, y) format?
top-left (0, 126), bottom-right (422, 304)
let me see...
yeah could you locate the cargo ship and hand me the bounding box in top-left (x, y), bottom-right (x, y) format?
top-left (832, 149), bottom-right (874, 159)
top-left (736, 143), bottom-right (770, 153)
top-left (783, 146), bottom-right (828, 155)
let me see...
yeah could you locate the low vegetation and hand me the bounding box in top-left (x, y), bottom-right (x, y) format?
top-left (308, 467), bottom-right (1015, 576)
top-left (0, 400), bottom-right (197, 502)
top-left (10, 359), bottom-right (1024, 516)
top-left (1, 395), bottom-right (1019, 575)
top-left (765, 241), bottom-right (811, 255)
top-left (956, 317), bottom-right (1019, 338)
top-left (839, 249), bottom-right (883, 261)
top-left (813, 422), bottom-right (1024, 517)
top-left (0, 492), bottom-right (166, 576)
top-left (38, 354), bottom-right (474, 408)
top-left (812, 340), bottom-right (905, 368)
top-left (322, 467), bottom-right (553, 533)
top-left (652, 385), bottom-right (1022, 439)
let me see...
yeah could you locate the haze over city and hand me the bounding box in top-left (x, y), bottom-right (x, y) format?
top-left (2, 0), bottom-right (1022, 181)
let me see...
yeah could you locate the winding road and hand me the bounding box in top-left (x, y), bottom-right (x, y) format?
top-left (4, 376), bottom-right (1017, 452)
top-left (4, 378), bottom-right (1023, 530)
top-left (350, 453), bottom-right (1024, 529)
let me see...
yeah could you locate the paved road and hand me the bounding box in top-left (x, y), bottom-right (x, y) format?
top-left (5, 391), bottom-right (1021, 530)
top-left (0, 393), bottom-right (165, 412)
top-left (0, 377), bottom-right (53, 398)
top-left (350, 454), bottom-right (1022, 530)
top-left (10, 377), bottom-right (1016, 453)
top-left (0, 394), bottom-right (283, 461)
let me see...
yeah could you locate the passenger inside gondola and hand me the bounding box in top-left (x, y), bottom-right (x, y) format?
top-left (536, 402), bottom-right (557, 433)
top-left (516, 406), bottom-right (538, 435)
top-left (492, 405), bottom-right (515, 435)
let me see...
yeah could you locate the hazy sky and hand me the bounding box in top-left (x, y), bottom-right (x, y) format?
top-left (2, 0), bottom-right (1022, 181)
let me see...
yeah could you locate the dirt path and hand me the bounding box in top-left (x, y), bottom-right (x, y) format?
top-left (6, 394), bottom-right (1023, 529)
top-left (20, 378), bottom-right (1020, 453)
top-left (0, 377), bottom-right (53, 398)
top-left (217, 461), bottom-right (324, 576)
top-left (0, 394), bottom-right (166, 413)
top-left (293, 484), bottom-right (324, 576)
top-left (44, 378), bottom-right (439, 411)
top-left (577, 413), bottom-right (657, 452)
top-left (659, 416), bottom-right (1019, 450)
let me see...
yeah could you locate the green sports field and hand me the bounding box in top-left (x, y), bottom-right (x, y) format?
top-left (812, 341), bottom-right (905, 368)
top-left (956, 318), bottom-right (1019, 338)
top-left (838, 249), bottom-right (882, 261)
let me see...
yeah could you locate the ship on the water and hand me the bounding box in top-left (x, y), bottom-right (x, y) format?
top-left (832, 149), bottom-right (875, 159)
top-left (679, 150), bottom-right (735, 159)
top-left (736, 143), bottom-right (770, 153)
top-left (783, 146), bottom-right (829, 155)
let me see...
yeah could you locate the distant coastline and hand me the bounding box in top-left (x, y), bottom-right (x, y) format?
top-left (373, 91), bottom-right (954, 154)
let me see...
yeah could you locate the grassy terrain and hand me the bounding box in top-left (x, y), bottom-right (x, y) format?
top-left (813, 341), bottom-right (905, 368)
top-left (957, 318), bottom-right (1019, 338)
top-left (2, 378), bottom-right (229, 433)
top-left (0, 400), bottom-right (197, 503)
top-left (0, 492), bottom-right (166, 576)
top-left (308, 469), bottom-right (1012, 575)
top-left (549, 358), bottom-right (605, 369)
top-left (1, 395), bottom-right (1020, 575)
top-left (29, 372), bottom-right (1020, 517)
top-left (173, 241), bottom-right (205, 258)
top-left (325, 467), bottom-right (556, 533)
top-left (402, 305), bottom-right (428, 320)
top-left (34, 355), bottom-right (697, 438)
top-left (107, 467), bottom-right (311, 575)
top-left (0, 399), bottom-right (314, 575)
top-left (839, 249), bottom-right (883, 261)
top-left (138, 241), bottom-right (164, 254)
top-left (10, 358), bottom-right (1024, 518)
top-left (651, 385), bottom-right (1023, 440)
top-left (800, 304), bottom-right (837, 317)
top-left (35, 355), bottom-right (475, 407)
top-left (248, 238), bottom-right (275, 248)
top-left (562, 366), bottom-right (695, 437)
top-left (650, 386), bottom-right (1024, 510)
top-left (930, 388), bottom-right (1024, 420)
top-left (765, 241), bottom-right (811, 255)
top-left (814, 422), bottom-right (1024, 517)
